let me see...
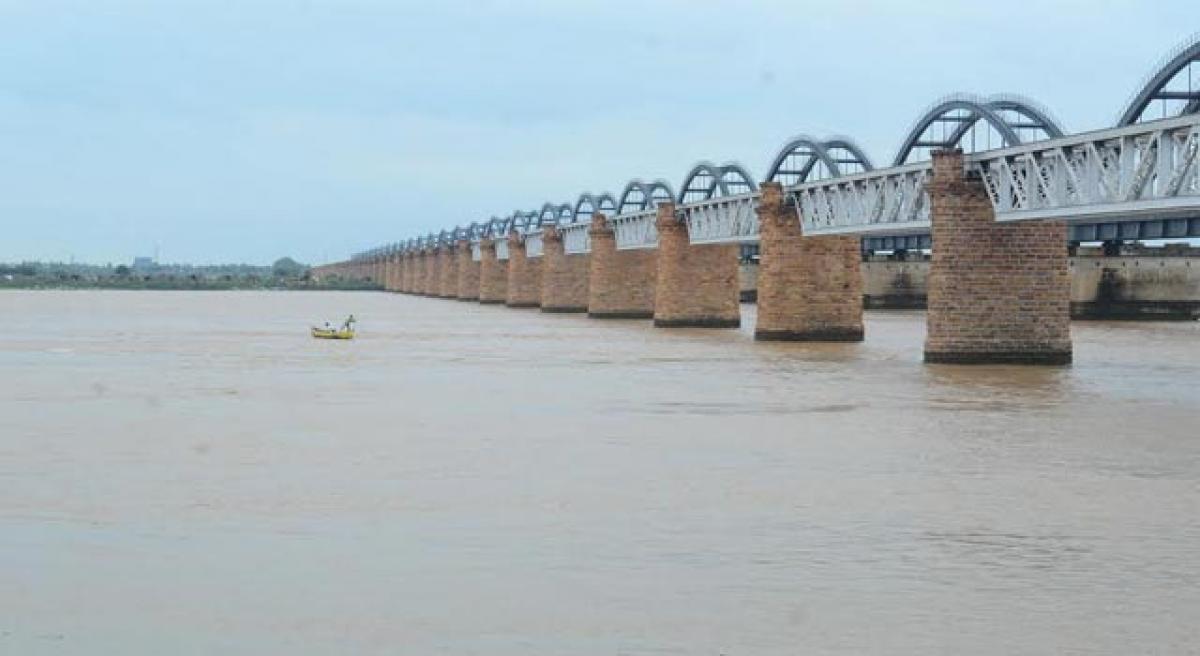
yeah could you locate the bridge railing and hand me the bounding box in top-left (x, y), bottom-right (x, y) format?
top-left (611, 209), bottom-right (658, 250)
top-left (561, 223), bottom-right (590, 254)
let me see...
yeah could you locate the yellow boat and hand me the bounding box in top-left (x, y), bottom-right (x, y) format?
top-left (312, 315), bottom-right (356, 340)
top-left (311, 326), bottom-right (354, 340)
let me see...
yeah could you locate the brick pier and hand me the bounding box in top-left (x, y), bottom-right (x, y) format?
top-left (401, 253), bottom-right (415, 293)
top-left (386, 254), bottom-right (400, 291)
top-left (505, 233), bottom-right (542, 308)
top-left (587, 213), bottom-right (656, 318)
top-left (438, 246), bottom-right (457, 298)
top-left (423, 249), bottom-right (439, 296)
top-left (478, 238), bottom-right (508, 304)
top-left (540, 226), bottom-right (590, 313)
top-left (755, 182), bottom-right (864, 341)
top-left (653, 203), bottom-right (740, 328)
top-left (456, 240), bottom-right (481, 301)
top-left (924, 149), bottom-right (1072, 364)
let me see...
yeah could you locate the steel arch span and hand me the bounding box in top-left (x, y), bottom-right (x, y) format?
top-left (1119, 33), bottom-right (1200, 126)
top-left (765, 135), bottom-right (874, 186)
top-left (573, 193), bottom-right (618, 223)
top-left (617, 179), bottom-right (675, 214)
top-left (678, 162), bottom-right (757, 203)
top-left (537, 202), bottom-right (574, 226)
top-left (484, 216), bottom-right (510, 239)
top-left (892, 94), bottom-right (1065, 166)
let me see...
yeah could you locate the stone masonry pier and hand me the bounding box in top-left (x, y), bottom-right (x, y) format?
top-left (505, 233), bottom-right (542, 308)
top-left (653, 203), bottom-right (740, 328)
top-left (540, 226), bottom-right (589, 313)
top-left (924, 149), bottom-right (1072, 365)
top-left (755, 182), bottom-right (864, 341)
top-left (587, 213), bottom-right (656, 319)
top-left (456, 240), bottom-right (481, 301)
top-left (478, 238), bottom-right (508, 304)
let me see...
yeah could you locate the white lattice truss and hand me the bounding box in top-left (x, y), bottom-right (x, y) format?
top-left (561, 224), bottom-right (590, 254)
top-left (791, 164), bottom-right (932, 236)
top-left (495, 238), bottom-right (509, 261)
top-left (611, 210), bottom-right (658, 250)
top-left (793, 113), bottom-right (1200, 236)
top-left (681, 193), bottom-right (761, 244)
top-left (524, 232), bottom-right (544, 258)
top-left (977, 115), bottom-right (1200, 223)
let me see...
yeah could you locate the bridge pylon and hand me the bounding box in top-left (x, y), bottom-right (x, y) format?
top-left (505, 233), bottom-right (542, 308)
top-left (456, 239), bottom-right (480, 301)
top-left (586, 213), bottom-right (657, 319)
top-left (924, 149), bottom-right (1072, 364)
top-left (478, 238), bottom-right (508, 304)
top-left (540, 226), bottom-right (589, 313)
top-left (653, 202), bottom-right (741, 328)
top-left (755, 182), bottom-right (864, 341)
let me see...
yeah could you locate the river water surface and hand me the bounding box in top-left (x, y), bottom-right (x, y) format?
top-left (2, 290), bottom-right (1198, 654)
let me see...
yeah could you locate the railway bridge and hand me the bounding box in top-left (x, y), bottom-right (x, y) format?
top-left (314, 35), bottom-right (1200, 364)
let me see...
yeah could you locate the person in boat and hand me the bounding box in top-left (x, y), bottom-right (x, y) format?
top-left (341, 315), bottom-right (356, 331)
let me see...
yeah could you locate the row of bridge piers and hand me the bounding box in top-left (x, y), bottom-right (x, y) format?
top-left (318, 151), bottom-right (1073, 364)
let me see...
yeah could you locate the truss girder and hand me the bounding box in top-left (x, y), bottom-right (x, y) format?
top-left (791, 165), bottom-right (933, 236)
top-left (561, 224), bottom-right (591, 255)
top-left (976, 115), bottom-right (1200, 224)
top-left (680, 193), bottom-right (760, 244)
top-left (611, 210), bottom-right (659, 250)
top-left (525, 232), bottom-right (544, 258)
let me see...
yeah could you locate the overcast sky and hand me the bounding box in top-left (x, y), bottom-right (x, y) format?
top-left (1, 0), bottom-right (1197, 265)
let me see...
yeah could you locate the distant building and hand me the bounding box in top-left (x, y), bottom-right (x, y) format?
top-left (131, 257), bottom-right (156, 272)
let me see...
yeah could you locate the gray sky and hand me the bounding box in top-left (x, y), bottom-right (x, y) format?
top-left (2, 0), bottom-right (1197, 265)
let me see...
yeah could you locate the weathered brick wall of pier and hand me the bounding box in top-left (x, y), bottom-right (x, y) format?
top-left (456, 240), bottom-right (481, 301)
top-left (540, 227), bottom-right (589, 313)
top-left (653, 203), bottom-right (740, 328)
top-left (755, 182), bottom-right (864, 341)
top-left (506, 234), bottom-right (541, 308)
top-left (478, 239), bottom-right (508, 303)
top-left (587, 213), bottom-right (656, 318)
top-left (925, 149), bottom-right (1072, 364)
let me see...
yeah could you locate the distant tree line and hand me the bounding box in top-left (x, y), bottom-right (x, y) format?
top-left (0, 257), bottom-right (374, 291)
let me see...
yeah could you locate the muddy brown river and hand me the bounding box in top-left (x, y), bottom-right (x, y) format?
top-left (2, 290), bottom-right (1198, 654)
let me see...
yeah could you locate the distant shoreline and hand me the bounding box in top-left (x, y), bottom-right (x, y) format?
top-left (0, 280), bottom-right (382, 292)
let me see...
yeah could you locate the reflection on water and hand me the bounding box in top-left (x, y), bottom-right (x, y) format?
top-left (1, 291), bottom-right (1198, 655)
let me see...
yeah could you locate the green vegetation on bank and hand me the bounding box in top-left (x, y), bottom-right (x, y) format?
top-left (0, 257), bottom-right (382, 291)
